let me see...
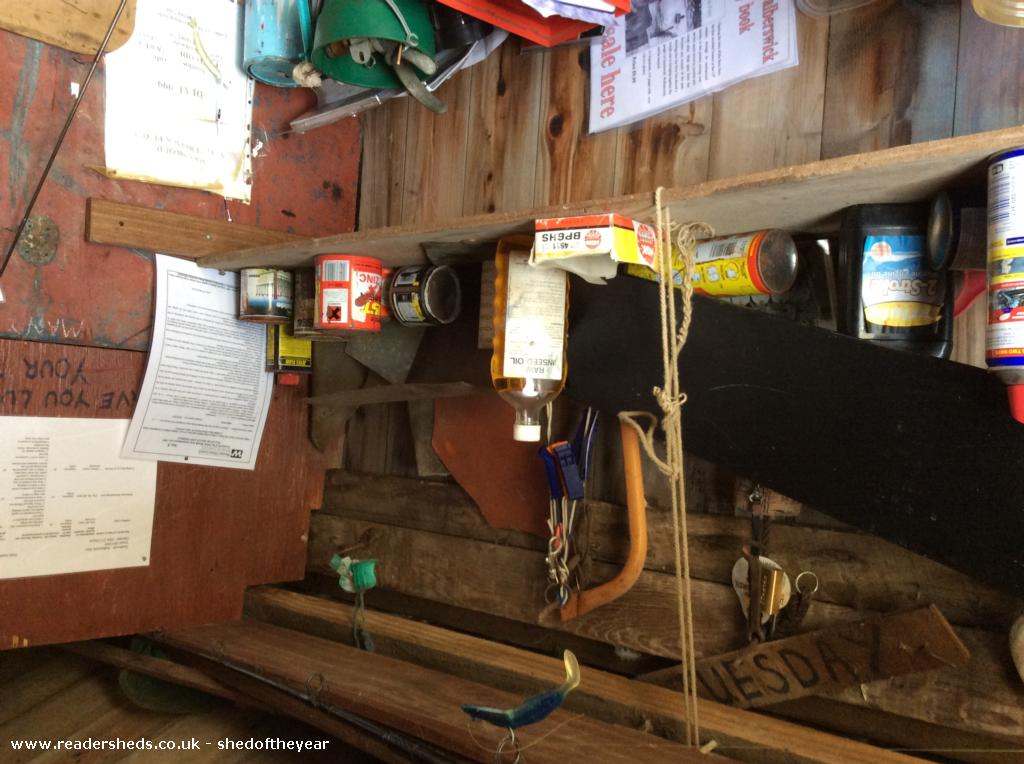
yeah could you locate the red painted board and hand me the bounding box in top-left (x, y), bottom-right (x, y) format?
top-left (0, 31), bottom-right (360, 351)
top-left (0, 337), bottom-right (324, 649)
top-left (432, 393), bottom-right (551, 538)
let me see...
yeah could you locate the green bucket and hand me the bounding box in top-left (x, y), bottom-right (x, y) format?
top-left (312, 0), bottom-right (435, 89)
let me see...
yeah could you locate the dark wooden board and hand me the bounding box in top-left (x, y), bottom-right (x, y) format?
top-left (0, 338), bottom-right (323, 649)
top-left (564, 275), bottom-right (1024, 596)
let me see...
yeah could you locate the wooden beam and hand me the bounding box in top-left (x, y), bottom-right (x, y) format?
top-left (62, 641), bottom-right (253, 707)
top-left (64, 640), bottom-right (423, 764)
top-left (306, 512), bottom-right (1024, 742)
top-left (300, 576), bottom-right (674, 677)
top-left (157, 619), bottom-right (722, 764)
top-left (245, 586), bottom-right (924, 764)
top-left (323, 471), bottom-right (1022, 630)
top-left (192, 658), bottom-right (439, 764)
top-left (193, 126), bottom-right (1024, 270)
top-left (85, 198), bottom-right (299, 259)
top-left (774, 698), bottom-right (1024, 764)
top-left (305, 382), bottom-right (485, 408)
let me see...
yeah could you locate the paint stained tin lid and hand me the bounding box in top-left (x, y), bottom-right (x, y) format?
top-left (990, 146), bottom-right (1024, 164)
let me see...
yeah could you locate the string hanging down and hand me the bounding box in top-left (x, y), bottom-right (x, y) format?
top-left (619, 190), bottom-right (713, 748)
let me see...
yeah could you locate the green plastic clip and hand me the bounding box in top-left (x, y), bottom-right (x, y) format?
top-left (330, 554), bottom-right (378, 594)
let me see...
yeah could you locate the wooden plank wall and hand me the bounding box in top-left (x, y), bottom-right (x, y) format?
top-left (349, 0), bottom-right (1023, 488)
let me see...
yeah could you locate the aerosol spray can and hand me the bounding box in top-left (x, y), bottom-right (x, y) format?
top-left (986, 147), bottom-right (1024, 423)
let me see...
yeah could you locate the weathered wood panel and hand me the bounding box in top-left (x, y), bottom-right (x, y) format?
top-left (401, 71), bottom-right (476, 224)
top-left (462, 43), bottom-right (548, 215)
top-left (536, 46), bottom-right (620, 205)
top-left (323, 471), bottom-right (1023, 630)
top-left (953, 3), bottom-right (1024, 137)
top-left (821, 0), bottom-right (959, 159)
top-left (358, 98), bottom-right (410, 229)
top-left (708, 13), bottom-right (829, 180)
top-left (306, 511), bottom-right (1024, 742)
top-left (613, 99), bottom-right (713, 195)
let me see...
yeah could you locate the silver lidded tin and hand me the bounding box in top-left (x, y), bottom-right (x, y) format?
top-left (389, 265), bottom-right (462, 326)
top-left (239, 268), bottom-right (293, 323)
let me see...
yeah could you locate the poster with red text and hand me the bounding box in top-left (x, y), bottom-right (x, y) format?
top-left (589, 0), bottom-right (797, 132)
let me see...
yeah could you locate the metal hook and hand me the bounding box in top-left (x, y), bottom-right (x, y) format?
top-left (495, 728), bottom-right (522, 764)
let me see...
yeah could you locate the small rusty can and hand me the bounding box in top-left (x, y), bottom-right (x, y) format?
top-left (389, 264), bottom-right (462, 326)
top-left (314, 254), bottom-right (383, 332)
top-left (239, 268), bottom-right (293, 322)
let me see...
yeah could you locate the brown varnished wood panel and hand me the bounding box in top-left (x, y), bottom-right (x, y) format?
top-left (0, 338), bottom-right (323, 649)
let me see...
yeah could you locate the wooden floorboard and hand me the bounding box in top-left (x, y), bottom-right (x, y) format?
top-left (0, 646), bottom-right (359, 763)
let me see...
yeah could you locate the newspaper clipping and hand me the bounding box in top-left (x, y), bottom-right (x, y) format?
top-left (589, 0), bottom-right (798, 132)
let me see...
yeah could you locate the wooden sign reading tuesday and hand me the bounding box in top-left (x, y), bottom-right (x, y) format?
top-left (648, 606), bottom-right (969, 708)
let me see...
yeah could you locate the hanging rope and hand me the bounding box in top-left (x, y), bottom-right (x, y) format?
top-left (620, 189), bottom-right (712, 748)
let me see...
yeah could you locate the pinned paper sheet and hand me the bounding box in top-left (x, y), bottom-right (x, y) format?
top-left (122, 255), bottom-right (273, 471)
top-left (103, 0), bottom-right (254, 201)
top-left (589, 0), bottom-right (798, 132)
top-left (0, 418), bottom-right (156, 580)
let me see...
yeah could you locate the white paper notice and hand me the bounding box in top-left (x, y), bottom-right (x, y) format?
top-left (104, 0), bottom-right (254, 201)
top-left (0, 418), bottom-right (156, 580)
top-left (589, 0), bottom-right (798, 132)
top-left (122, 255), bottom-right (273, 471)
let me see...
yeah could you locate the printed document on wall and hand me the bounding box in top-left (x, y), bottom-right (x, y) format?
top-left (122, 255), bottom-right (273, 471)
top-left (0, 418), bottom-right (157, 580)
top-left (589, 0), bottom-right (798, 132)
top-left (104, 0), bottom-right (254, 201)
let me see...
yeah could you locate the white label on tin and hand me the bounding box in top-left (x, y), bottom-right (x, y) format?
top-left (502, 253), bottom-right (567, 381)
top-left (321, 287), bottom-right (348, 325)
top-left (990, 155), bottom-right (1024, 246)
top-left (321, 259), bottom-right (351, 282)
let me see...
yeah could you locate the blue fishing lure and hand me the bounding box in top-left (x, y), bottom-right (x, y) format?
top-left (461, 650), bottom-right (581, 729)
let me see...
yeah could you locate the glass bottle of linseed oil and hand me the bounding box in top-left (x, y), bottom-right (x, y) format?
top-left (491, 237), bottom-right (569, 442)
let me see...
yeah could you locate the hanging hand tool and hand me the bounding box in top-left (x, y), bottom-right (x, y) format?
top-left (540, 408), bottom-right (597, 610)
top-left (775, 570), bottom-right (819, 638)
top-left (559, 415), bottom-right (647, 622)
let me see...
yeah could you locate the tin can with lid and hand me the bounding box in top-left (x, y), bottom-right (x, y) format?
top-left (389, 264), bottom-right (462, 326)
top-left (239, 268), bottom-right (293, 323)
top-left (314, 255), bottom-right (383, 332)
top-left (690, 230), bottom-right (798, 297)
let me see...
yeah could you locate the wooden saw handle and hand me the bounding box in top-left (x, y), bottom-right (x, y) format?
top-left (560, 419), bottom-right (648, 621)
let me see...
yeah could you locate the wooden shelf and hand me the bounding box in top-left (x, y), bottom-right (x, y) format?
top-left (195, 124), bottom-right (1024, 272)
